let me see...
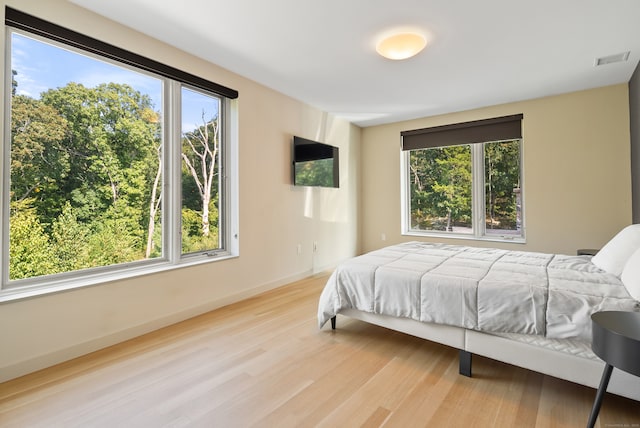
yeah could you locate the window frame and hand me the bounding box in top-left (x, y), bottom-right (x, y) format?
top-left (0, 8), bottom-right (239, 302)
top-left (401, 138), bottom-right (525, 243)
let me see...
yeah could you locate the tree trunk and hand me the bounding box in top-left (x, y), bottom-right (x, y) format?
top-left (202, 192), bottom-right (210, 237)
top-left (182, 116), bottom-right (218, 240)
top-left (145, 145), bottom-right (162, 258)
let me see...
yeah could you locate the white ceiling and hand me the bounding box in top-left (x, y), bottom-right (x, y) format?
top-left (70, 0), bottom-right (640, 127)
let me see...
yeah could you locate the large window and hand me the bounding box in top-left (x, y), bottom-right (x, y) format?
top-left (2, 8), bottom-right (239, 298)
top-left (180, 87), bottom-right (224, 255)
top-left (401, 115), bottom-right (524, 241)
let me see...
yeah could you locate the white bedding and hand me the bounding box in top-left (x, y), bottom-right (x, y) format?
top-left (318, 242), bottom-right (639, 340)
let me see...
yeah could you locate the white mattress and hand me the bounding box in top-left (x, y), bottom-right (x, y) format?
top-left (489, 331), bottom-right (597, 361)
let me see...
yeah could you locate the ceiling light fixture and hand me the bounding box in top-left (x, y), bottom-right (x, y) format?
top-left (376, 32), bottom-right (427, 60)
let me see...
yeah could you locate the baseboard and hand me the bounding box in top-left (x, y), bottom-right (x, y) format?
top-left (0, 269), bottom-right (315, 383)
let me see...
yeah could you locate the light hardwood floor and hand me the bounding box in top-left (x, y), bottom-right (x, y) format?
top-left (1, 274), bottom-right (638, 427)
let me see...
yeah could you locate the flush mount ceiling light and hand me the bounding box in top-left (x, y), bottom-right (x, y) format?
top-left (376, 32), bottom-right (427, 60)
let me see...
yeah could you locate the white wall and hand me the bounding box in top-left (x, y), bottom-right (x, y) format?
top-left (0, 0), bottom-right (361, 381)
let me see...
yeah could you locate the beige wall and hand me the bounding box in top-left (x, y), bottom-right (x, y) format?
top-left (1, 1), bottom-right (633, 383)
top-left (0, 0), bottom-right (361, 381)
top-left (361, 84), bottom-right (632, 254)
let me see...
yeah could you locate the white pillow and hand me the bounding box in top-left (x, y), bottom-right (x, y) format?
top-left (591, 224), bottom-right (640, 277)
top-left (621, 247), bottom-right (640, 301)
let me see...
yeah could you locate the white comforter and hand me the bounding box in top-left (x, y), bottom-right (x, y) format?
top-left (318, 242), bottom-right (639, 340)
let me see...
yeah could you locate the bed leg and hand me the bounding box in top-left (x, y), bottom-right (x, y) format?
top-left (331, 316), bottom-right (336, 330)
top-left (459, 350), bottom-right (472, 377)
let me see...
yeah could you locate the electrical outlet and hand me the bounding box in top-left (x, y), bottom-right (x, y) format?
top-left (381, 233), bottom-right (386, 241)
top-left (313, 241), bottom-right (318, 252)
top-left (297, 244), bottom-right (302, 255)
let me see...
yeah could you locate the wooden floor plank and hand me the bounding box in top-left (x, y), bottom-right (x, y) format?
top-left (1, 273), bottom-right (638, 427)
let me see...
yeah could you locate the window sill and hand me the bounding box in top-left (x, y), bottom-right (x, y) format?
top-left (0, 253), bottom-right (238, 304)
top-left (402, 230), bottom-right (526, 245)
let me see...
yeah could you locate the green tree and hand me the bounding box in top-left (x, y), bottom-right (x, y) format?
top-left (181, 114), bottom-right (220, 246)
top-left (40, 82), bottom-right (161, 255)
top-left (145, 141), bottom-right (162, 258)
top-left (11, 69), bottom-right (17, 96)
top-left (409, 145), bottom-right (471, 230)
top-left (85, 202), bottom-right (144, 266)
top-left (431, 146), bottom-right (472, 230)
top-left (51, 202), bottom-right (91, 272)
top-left (485, 141), bottom-right (520, 230)
top-left (10, 95), bottom-right (69, 205)
top-left (9, 81), bottom-right (163, 280)
top-left (181, 203), bottom-right (219, 253)
top-left (9, 200), bottom-right (57, 279)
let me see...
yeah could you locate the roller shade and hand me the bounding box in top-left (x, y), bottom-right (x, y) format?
top-left (401, 114), bottom-right (523, 151)
top-left (5, 7), bottom-right (239, 100)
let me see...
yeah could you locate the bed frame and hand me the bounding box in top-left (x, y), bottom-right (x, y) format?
top-left (330, 310), bottom-right (640, 402)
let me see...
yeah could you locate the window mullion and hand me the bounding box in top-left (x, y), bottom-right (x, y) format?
top-left (217, 99), bottom-right (226, 251)
top-left (225, 98), bottom-right (240, 256)
top-left (400, 150), bottom-right (411, 234)
top-left (471, 144), bottom-right (485, 238)
top-left (1, 29), bottom-right (10, 288)
top-left (166, 81), bottom-right (182, 262)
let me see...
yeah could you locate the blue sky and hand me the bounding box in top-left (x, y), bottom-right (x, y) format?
top-left (11, 32), bottom-right (218, 132)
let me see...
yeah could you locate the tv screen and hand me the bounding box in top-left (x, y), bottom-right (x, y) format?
top-left (292, 136), bottom-right (339, 188)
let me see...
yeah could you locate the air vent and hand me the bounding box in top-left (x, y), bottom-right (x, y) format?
top-left (595, 51), bottom-right (630, 66)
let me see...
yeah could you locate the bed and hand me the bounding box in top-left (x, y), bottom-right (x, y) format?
top-left (318, 226), bottom-right (640, 401)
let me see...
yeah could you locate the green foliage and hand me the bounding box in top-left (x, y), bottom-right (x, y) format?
top-left (51, 203), bottom-right (91, 272)
top-left (181, 202), bottom-right (219, 253)
top-left (8, 75), bottom-right (220, 281)
top-left (182, 170), bottom-right (203, 212)
top-left (410, 145), bottom-right (472, 230)
top-left (9, 200), bottom-right (57, 279)
top-left (409, 141), bottom-right (520, 233)
top-left (181, 113), bottom-right (220, 243)
top-left (86, 212), bottom-right (141, 266)
top-left (11, 69), bottom-right (17, 96)
top-left (10, 95), bottom-right (69, 206)
top-left (38, 82), bottom-right (159, 228)
top-left (485, 141), bottom-right (521, 230)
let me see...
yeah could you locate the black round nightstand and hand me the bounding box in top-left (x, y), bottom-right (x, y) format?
top-left (587, 311), bottom-right (640, 428)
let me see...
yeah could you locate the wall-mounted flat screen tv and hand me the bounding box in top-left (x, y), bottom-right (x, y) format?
top-left (292, 136), bottom-right (339, 188)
